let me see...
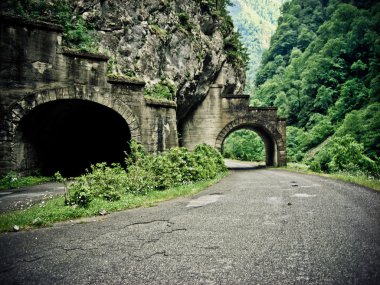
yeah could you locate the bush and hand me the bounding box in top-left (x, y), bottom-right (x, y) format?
top-left (308, 135), bottom-right (379, 177)
top-left (65, 143), bottom-right (226, 207)
top-left (194, 144), bottom-right (227, 177)
top-left (9, 0), bottom-right (99, 52)
top-left (69, 176), bottom-right (93, 207)
top-left (144, 79), bottom-right (176, 101)
top-left (124, 165), bottom-right (157, 195)
top-left (68, 163), bottom-right (128, 206)
top-left (139, 144), bottom-right (226, 189)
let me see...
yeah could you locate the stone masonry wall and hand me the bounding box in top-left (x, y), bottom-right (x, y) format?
top-left (0, 16), bottom-right (178, 175)
top-left (181, 68), bottom-right (286, 166)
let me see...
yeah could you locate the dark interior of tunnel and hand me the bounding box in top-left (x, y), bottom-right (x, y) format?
top-left (18, 99), bottom-right (131, 177)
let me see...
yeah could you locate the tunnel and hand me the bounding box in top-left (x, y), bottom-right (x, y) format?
top-left (15, 99), bottom-right (131, 177)
top-left (218, 124), bottom-right (278, 167)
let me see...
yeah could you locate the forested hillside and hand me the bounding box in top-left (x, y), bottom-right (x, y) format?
top-left (228, 0), bottom-right (286, 91)
top-left (252, 0), bottom-right (379, 176)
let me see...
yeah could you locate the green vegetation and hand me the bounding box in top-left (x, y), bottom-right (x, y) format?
top-left (0, 172), bottom-right (52, 190)
top-left (228, 0), bottom-right (287, 91)
top-left (177, 12), bottom-right (195, 31)
top-left (7, 0), bottom-right (99, 52)
top-left (251, 0), bottom-right (380, 178)
top-left (144, 79), bottom-right (177, 101)
top-left (149, 23), bottom-right (168, 39)
top-left (223, 30), bottom-right (250, 68)
top-left (307, 135), bottom-right (378, 176)
top-left (282, 163), bottom-right (380, 191)
top-left (0, 143), bottom-right (227, 232)
top-left (223, 129), bottom-right (265, 161)
top-left (0, 175), bottom-right (225, 233)
top-left (65, 143), bottom-right (226, 207)
top-left (196, 0), bottom-right (249, 68)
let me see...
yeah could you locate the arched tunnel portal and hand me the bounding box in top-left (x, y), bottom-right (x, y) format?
top-left (15, 99), bottom-right (131, 177)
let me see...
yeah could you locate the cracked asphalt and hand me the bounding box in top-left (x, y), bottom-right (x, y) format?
top-left (0, 169), bottom-right (379, 284)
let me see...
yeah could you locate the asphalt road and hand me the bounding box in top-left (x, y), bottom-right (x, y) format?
top-left (0, 169), bottom-right (379, 285)
top-left (0, 182), bottom-right (64, 213)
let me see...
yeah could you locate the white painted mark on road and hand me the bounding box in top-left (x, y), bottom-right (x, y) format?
top-left (292, 193), bottom-right (317, 198)
top-left (186, 194), bottom-right (222, 208)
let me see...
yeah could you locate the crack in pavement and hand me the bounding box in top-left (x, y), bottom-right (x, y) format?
top-left (131, 250), bottom-right (169, 261)
top-left (22, 254), bottom-right (49, 263)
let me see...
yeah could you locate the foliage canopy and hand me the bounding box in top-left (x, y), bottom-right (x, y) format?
top-left (250, 0), bottom-right (380, 177)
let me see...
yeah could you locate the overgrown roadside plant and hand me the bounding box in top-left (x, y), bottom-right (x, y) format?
top-left (307, 135), bottom-right (379, 178)
top-left (0, 172), bottom-right (52, 190)
top-left (144, 79), bottom-right (177, 101)
top-left (65, 142), bottom-right (227, 208)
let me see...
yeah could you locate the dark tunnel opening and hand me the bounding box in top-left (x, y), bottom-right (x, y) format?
top-left (16, 99), bottom-right (131, 177)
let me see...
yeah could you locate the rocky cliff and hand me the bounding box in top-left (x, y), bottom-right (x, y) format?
top-left (2, 0), bottom-right (246, 119)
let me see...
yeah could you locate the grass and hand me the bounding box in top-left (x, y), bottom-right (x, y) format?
top-left (0, 173), bottom-right (226, 233)
top-left (280, 163), bottom-right (380, 191)
top-left (0, 174), bottom-right (52, 190)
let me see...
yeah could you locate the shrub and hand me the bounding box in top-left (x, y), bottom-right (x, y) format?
top-left (9, 0), bottom-right (99, 52)
top-left (124, 165), bottom-right (157, 195)
top-left (69, 176), bottom-right (93, 207)
top-left (194, 144), bottom-right (227, 176)
top-left (308, 135), bottom-right (379, 177)
top-left (0, 172), bottom-right (18, 190)
top-left (177, 12), bottom-right (194, 31)
top-left (68, 163), bottom-right (128, 206)
top-left (141, 144), bottom-right (226, 189)
top-left (144, 79), bottom-right (176, 101)
top-left (64, 143), bottom-right (226, 207)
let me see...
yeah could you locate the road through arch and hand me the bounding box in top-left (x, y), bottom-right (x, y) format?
top-left (215, 116), bottom-right (284, 166)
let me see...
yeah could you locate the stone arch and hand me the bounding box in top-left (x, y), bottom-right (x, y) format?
top-left (215, 117), bottom-right (284, 166)
top-left (6, 87), bottom-right (141, 142)
top-left (6, 87), bottom-right (141, 175)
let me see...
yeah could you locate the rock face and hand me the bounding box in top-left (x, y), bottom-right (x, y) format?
top-left (70, 0), bottom-right (245, 118)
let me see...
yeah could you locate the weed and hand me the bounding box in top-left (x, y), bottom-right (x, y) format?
top-left (150, 24), bottom-right (167, 39)
top-left (144, 79), bottom-right (176, 101)
top-left (9, 0), bottom-right (99, 52)
top-left (282, 163), bottom-right (380, 191)
top-left (0, 172), bottom-right (52, 190)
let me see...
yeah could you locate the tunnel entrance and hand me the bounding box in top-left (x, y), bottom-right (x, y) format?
top-left (216, 123), bottom-right (278, 167)
top-left (16, 99), bottom-right (131, 177)
top-left (222, 129), bottom-right (266, 165)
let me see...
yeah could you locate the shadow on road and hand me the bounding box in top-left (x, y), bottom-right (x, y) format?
top-left (224, 159), bottom-right (266, 170)
top-left (227, 165), bottom-right (267, 171)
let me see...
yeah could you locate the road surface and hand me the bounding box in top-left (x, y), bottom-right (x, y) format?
top-left (0, 169), bottom-right (379, 284)
top-left (0, 182), bottom-right (64, 213)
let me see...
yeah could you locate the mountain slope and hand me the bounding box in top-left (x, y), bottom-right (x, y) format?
top-left (228, 0), bottom-right (286, 91)
top-left (252, 0), bottom-right (380, 175)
